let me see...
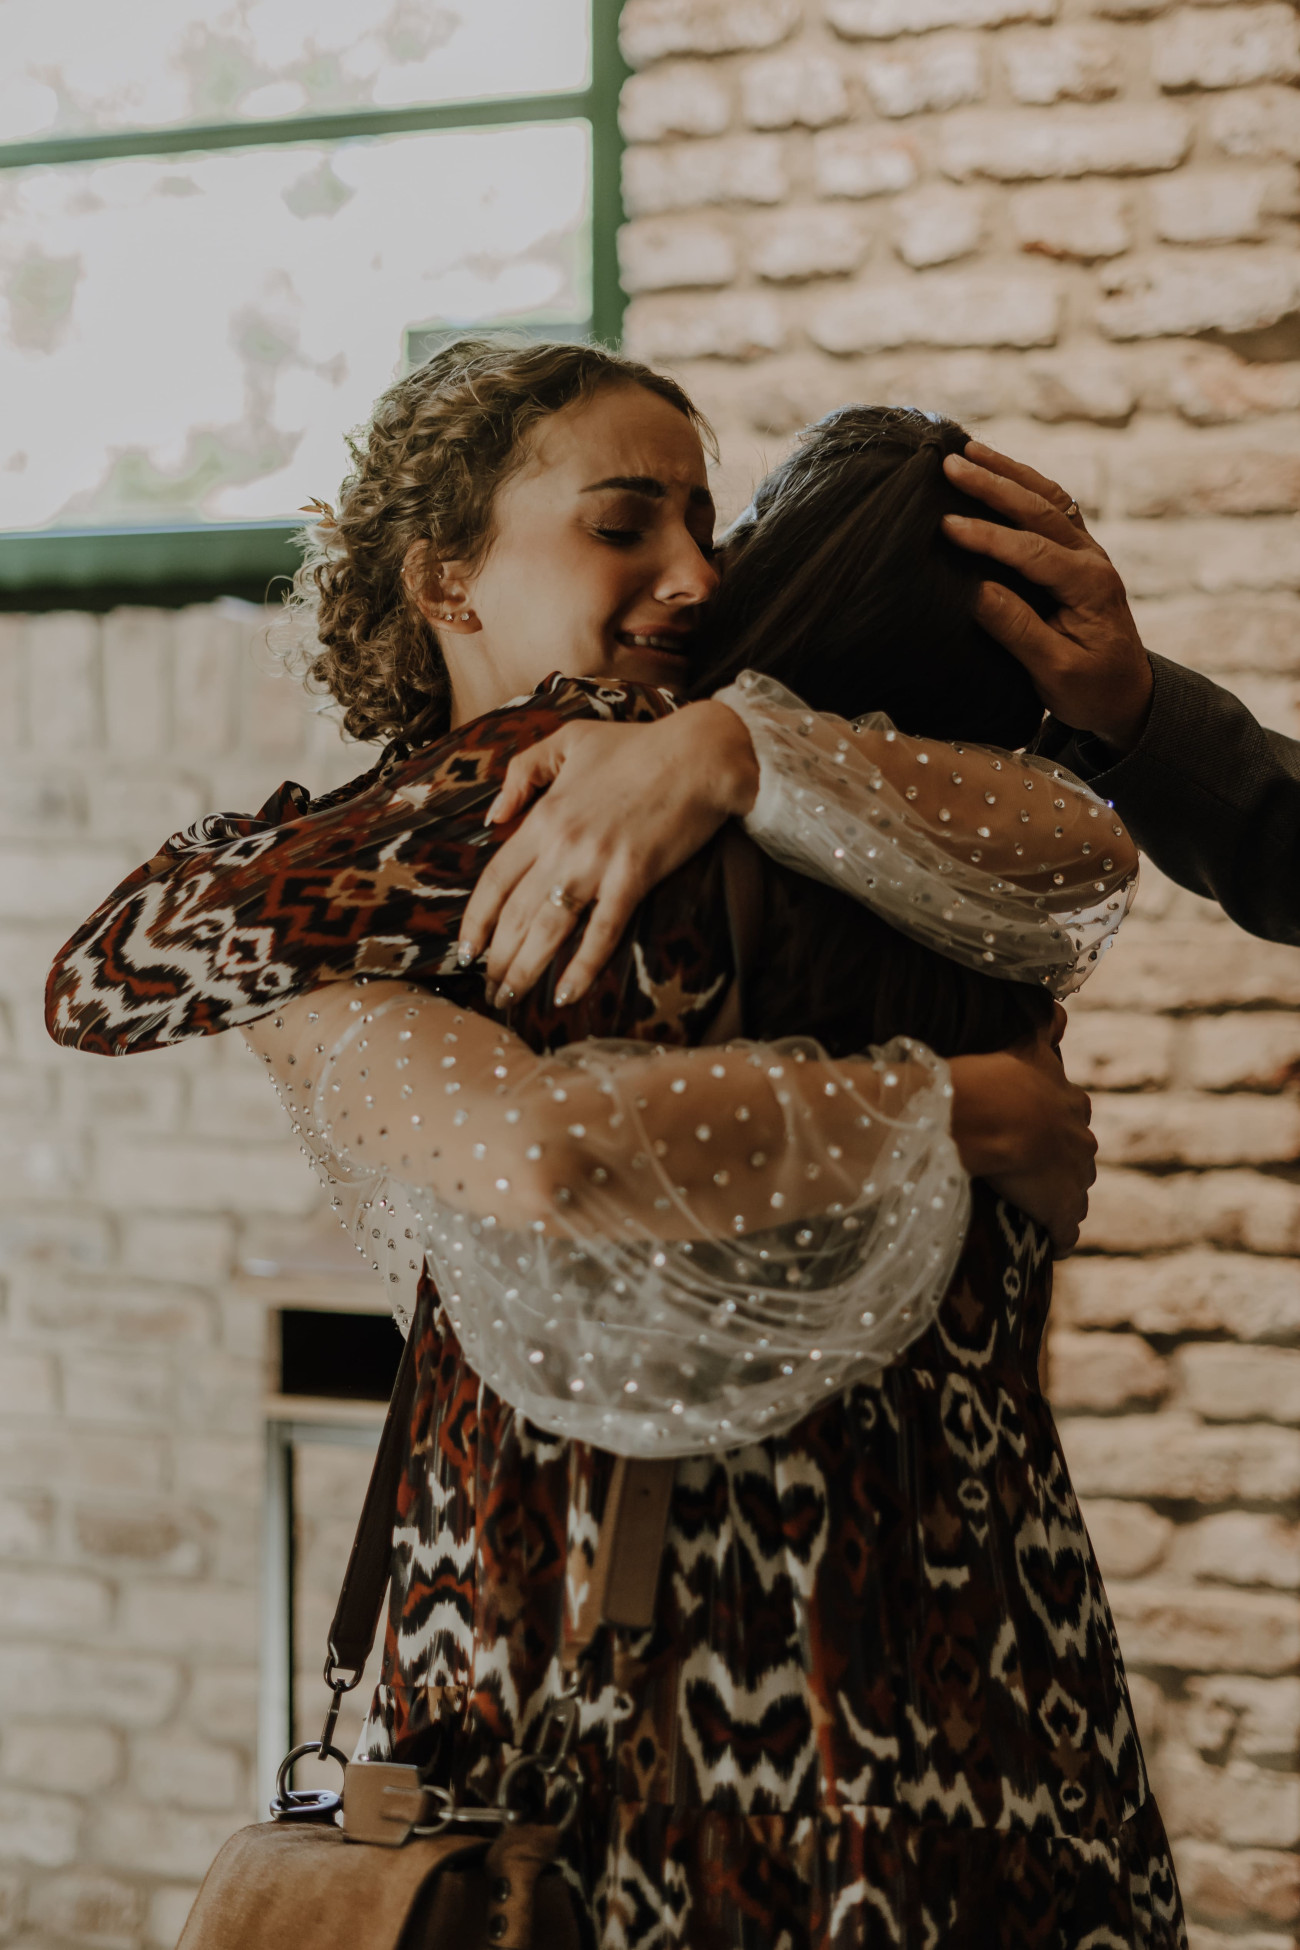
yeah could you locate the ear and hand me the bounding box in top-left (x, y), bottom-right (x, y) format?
top-left (402, 543), bottom-right (480, 633)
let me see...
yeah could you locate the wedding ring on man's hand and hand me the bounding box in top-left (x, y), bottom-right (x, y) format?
top-left (549, 883), bottom-right (584, 913)
top-left (1064, 499), bottom-right (1080, 520)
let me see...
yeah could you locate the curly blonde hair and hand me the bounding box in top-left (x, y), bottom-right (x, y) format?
top-left (280, 337), bottom-right (713, 749)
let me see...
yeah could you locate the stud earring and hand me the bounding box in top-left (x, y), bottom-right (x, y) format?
top-left (460, 611), bottom-right (470, 622)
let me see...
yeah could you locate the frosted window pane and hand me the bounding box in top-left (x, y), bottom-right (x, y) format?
top-left (0, 0), bottom-right (591, 142)
top-left (0, 123), bottom-right (591, 531)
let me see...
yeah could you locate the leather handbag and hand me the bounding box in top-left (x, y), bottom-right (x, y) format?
top-left (175, 1320), bottom-right (676, 1950)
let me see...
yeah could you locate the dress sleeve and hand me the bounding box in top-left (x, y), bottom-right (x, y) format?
top-left (717, 670), bottom-right (1139, 997)
top-left (247, 979), bottom-right (970, 1457)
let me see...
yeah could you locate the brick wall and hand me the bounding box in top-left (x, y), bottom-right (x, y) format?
top-left (617, 2), bottom-right (1299, 1944)
top-left (0, 604), bottom-right (372, 1945)
top-left (1, 3), bottom-right (1298, 1939)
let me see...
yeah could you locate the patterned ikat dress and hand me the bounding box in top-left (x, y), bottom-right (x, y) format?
top-left (357, 1178), bottom-right (1185, 1950)
top-left (45, 679), bottom-right (1186, 1947)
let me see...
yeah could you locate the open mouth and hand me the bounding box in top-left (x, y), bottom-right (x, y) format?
top-left (615, 630), bottom-right (693, 660)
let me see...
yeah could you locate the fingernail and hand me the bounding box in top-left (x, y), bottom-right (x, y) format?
top-left (456, 939), bottom-right (476, 967)
top-left (483, 981), bottom-right (497, 1006)
top-left (555, 988), bottom-right (571, 1008)
top-left (500, 985), bottom-right (515, 1006)
top-left (485, 792), bottom-right (504, 824)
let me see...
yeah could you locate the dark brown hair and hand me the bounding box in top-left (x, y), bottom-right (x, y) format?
top-left (692, 404), bottom-right (1049, 749)
top-left (283, 336), bottom-right (713, 748)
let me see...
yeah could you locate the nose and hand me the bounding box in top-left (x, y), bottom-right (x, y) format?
top-left (654, 519), bottom-right (720, 611)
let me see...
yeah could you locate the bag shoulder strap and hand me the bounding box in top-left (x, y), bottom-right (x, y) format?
top-left (326, 1318), bottom-right (420, 1683)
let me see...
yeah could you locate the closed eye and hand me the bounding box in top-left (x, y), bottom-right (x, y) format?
top-left (594, 526), bottom-right (644, 547)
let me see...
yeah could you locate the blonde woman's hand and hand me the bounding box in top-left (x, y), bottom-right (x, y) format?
top-left (458, 701), bottom-right (760, 1006)
top-left (950, 1008), bottom-right (1096, 1256)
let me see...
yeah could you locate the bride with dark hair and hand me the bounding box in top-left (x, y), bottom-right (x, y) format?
top-left (48, 350), bottom-right (1178, 1947)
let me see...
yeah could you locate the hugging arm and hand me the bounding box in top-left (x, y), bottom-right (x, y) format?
top-left (247, 978), bottom-right (969, 1455)
top-left (461, 678), bottom-right (1138, 1006)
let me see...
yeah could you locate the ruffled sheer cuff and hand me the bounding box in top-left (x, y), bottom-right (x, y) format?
top-left (717, 670), bottom-right (1137, 997)
top-left (249, 983), bottom-right (970, 1456)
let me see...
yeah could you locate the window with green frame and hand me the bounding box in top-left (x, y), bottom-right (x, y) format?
top-left (0, 0), bottom-right (626, 608)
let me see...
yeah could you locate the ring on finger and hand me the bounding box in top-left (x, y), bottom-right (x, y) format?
top-left (1063, 498), bottom-right (1080, 520)
top-left (548, 883), bottom-right (585, 914)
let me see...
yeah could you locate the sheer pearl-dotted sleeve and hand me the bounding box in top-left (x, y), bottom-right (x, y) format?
top-left (717, 671), bottom-right (1138, 997)
top-left (247, 980), bottom-right (969, 1457)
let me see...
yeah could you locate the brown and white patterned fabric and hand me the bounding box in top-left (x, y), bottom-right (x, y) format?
top-left (362, 1191), bottom-right (1185, 1950)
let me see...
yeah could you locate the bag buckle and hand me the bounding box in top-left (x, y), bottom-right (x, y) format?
top-left (268, 1672), bottom-right (356, 1824)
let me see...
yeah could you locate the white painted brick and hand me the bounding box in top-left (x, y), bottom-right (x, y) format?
top-left (0, 1347), bottom-right (57, 1416)
top-left (91, 1800), bottom-right (246, 1881)
top-left (118, 1582), bottom-right (257, 1659)
top-left (0, 1490), bottom-right (54, 1556)
top-left (1152, 5), bottom-right (1300, 93)
top-left (623, 135), bottom-right (789, 215)
top-left (10, 1268), bottom-right (210, 1346)
top-left (1177, 1344), bottom-right (1300, 1424)
top-left (1, 1723), bottom-right (121, 1794)
top-left (623, 0), bottom-right (801, 61)
top-left (1099, 247), bottom-right (1300, 339)
top-left (1187, 1675), bottom-right (1300, 1771)
top-left (812, 126), bottom-right (920, 197)
top-left (1048, 1329), bottom-right (1169, 1411)
top-left (619, 216), bottom-right (739, 292)
top-left (1154, 1740), bottom-right (1299, 1848)
top-left (1122, 447), bottom-right (1300, 518)
top-left (84, 774), bottom-right (205, 843)
top-left (624, 291), bottom-right (787, 361)
top-left (1064, 1010), bottom-right (1174, 1087)
top-left (0, 766), bottom-right (85, 838)
top-left (60, 1064), bottom-right (186, 1134)
top-left (0, 841), bottom-right (132, 924)
top-left (1002, 25), bottom-right (1121, 103)
top-left (0, 1787), bottom-right (79, 1867)
top-left (1091, 1089), bottom-right (1300, 1167)
top-left (130, 1735), bottom-right (244, 1812)
top-left (121, 1215), bottom-right (235, 1283)
top-left (1150, 167), bottom-right (1294, 244)
top-left (173, 1436), bottom-right (262, 1503)
top-left (826, 0), bottom-right (1055, 35)
top-left (748, 206), bottom-right (870, 281)
top-left (0, 1645), bottom-right (181, 1730)
top-left (172, 608), bottom-right (237, 755)
top-left (25, 612), bottom-right (100, 754)
top-left (0, 616), bottom-right (27, 751)
top-left (1186, 1013), bottom-right (1300, 1090)
top-left (1108, 1584), bottom-right (1300, 1676)
top-left (620, 64), bottom-right (732, 142)
top-left (1025, 347), bottom-right (1138, 424)
top-left (27, 1872), bottom-right (143, 1941)
top-left (94, 1136), bottom-right (320, 1218)
top-left (101, 608), bottom-right (173, 758)
top-left (1011, 180), bottom-right (1132, 258)
top-left (1077, 1497), bottom-right (1174, 1580)
top-left (858, 34), bottom-right (985, 117)
top-left (940, 103), bottom-right (1192, 179)
top-left (1170, 1513), bottom-right (1300, 1591)
top-left (1060, 1413), bottom-right (1300, 1506)
top-left (62, 1349), bottom-right (176, 1428)
top-left (810, 267), bottom-right (1061, 351)
top-left (1055, 1249), bottom-right (1300, 1340)
top-left (1175, 1838), bottom-right (1300, 1932)
top-left (741, 51), bottom-right (848, 129)
top-left (1209, 83), bottom-right (1300, 162)
top-left (893, 183), bottom-right (986, 265)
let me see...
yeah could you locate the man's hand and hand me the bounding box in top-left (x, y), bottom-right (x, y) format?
top-left (949, 1008), bottom-right (1096, 1255)
top-left (942, 440), bottom-right (1154, 753)
top-left (458, 701), bottom-right (760, 1006)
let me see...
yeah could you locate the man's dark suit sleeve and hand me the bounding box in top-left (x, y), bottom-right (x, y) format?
top-left (1038, 653), bottom-right (1300, 946)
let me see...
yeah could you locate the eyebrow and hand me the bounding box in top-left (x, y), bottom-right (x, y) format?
top-left (580, 474), bottom-right (714, 507)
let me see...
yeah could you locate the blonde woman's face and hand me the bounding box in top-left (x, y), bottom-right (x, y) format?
top-left (438, 382), bottom-right (718, 723)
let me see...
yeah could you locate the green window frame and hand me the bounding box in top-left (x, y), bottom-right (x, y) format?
top-left (0, 2), bottom-right (627, 611)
